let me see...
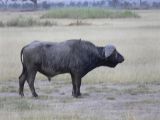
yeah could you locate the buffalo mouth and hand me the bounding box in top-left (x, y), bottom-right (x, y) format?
top-left (118, 56), bottom-right (125, 63)
top-left (109, 63), bottom-right (118, 68)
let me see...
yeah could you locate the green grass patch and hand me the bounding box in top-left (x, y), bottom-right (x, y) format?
top-left (40, 8), bottom-right (139, 19)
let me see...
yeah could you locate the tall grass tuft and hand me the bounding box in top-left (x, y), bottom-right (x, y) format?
top-left (40, 8), bottom-right (139, 19)
top-left (5, 17), bottom-right (57, 27)
top-left (6, 17), bottom-right (36, 27)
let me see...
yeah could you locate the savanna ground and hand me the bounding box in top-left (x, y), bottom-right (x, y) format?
top-left (0, 9), bottom-right (160, 120)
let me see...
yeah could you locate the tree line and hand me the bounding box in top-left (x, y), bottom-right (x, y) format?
top-left (0, 0), bottom-right (160, 10)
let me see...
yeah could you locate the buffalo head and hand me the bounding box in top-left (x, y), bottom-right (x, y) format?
top-left (103, 45), bottom-right (124, 67)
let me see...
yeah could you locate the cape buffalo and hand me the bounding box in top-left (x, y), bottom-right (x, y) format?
top-left (19, 39), bottom-right (124, 98)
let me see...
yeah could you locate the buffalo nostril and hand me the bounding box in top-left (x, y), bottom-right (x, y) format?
top-left (121, 57), bottom-right (124, 63)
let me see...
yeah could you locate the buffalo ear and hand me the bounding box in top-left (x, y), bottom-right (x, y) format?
top-left (104, 45), bottom-right (116, 58)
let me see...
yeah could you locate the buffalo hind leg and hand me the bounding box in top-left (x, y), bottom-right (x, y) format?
top-left (19, 71), bottom-right (27, 97)
top-left (27, 70), bottom-right (38, 97)
top-left (71, 74), bottom-right (76, 97)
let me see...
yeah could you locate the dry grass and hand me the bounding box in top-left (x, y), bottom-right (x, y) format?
top-left (0, 10), bottom-right (160, 84)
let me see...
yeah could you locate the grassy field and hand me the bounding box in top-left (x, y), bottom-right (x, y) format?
top-left (0, 10), bottom-right (160, 120)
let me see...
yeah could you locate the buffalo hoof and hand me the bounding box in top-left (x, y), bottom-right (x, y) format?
top-left (19, 91), bottom-right (24, 97)
top-left (72, 92), bottom-right (81, 98)
top-left (32, 93), bottom-right (38, 98)
top-left (19, 93), bottom-right (24, 97)
top-left (72, 94), bottom-right (78, 98)
top-left (78, 92), bottom-right (81, 96)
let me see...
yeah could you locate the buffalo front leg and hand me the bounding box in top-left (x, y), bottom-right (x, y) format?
top-left (75, 78), bottom-right (81, 97)
top-left (27, 70), bottom-right (38, 97)
top-left (71, 74), bottom-right (81, 98)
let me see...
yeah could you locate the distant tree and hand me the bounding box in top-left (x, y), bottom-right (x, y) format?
top-left (140, 0), bottom-right (142, 7)
top-left (10, 0), bottom-right (21, 9)
top-left (82, 1), bottom-right (88, 7)
top-left (152, 2), bottom-right (160, 8)
top-left (22, 0), bottom-right (37, 8)
top-left (96, 0), bottom-right (106, 7)
top-left (22, 2), bottom-right (33, 9)
top-left (56, 2), bottom-right (65, 7)
top-left (122, 1), bottom-right (132, 9)
top-left (42, 1), bottom-right (50, 9)
top-left (112, 0), bottom-right (118, 7)
top-left (92, 1), bottom-right (97, 7)
top-left (141, 1), bottom-right (149, 9)
top-left (0, 0), bottom-right (9, 8)
top-left (92, 1), bottom-right (105, 7)
top-left (108, 0), bottom-right (118, 7)
top-left (132, 2), bottom-right (137, 7)
top-left (30, 0), bottom-right (37, 8)
top-left (76, 2), bottom-right (82, 7)
top-left (69, 1), bottom-right (76, 7)
top-left (100, 0), bottom-right (106, 6)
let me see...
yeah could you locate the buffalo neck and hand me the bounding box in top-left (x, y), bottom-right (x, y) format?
top-left (81, 47), bottom-right (106, 77)
top-left (96, 46), bottom-right (110, 66)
